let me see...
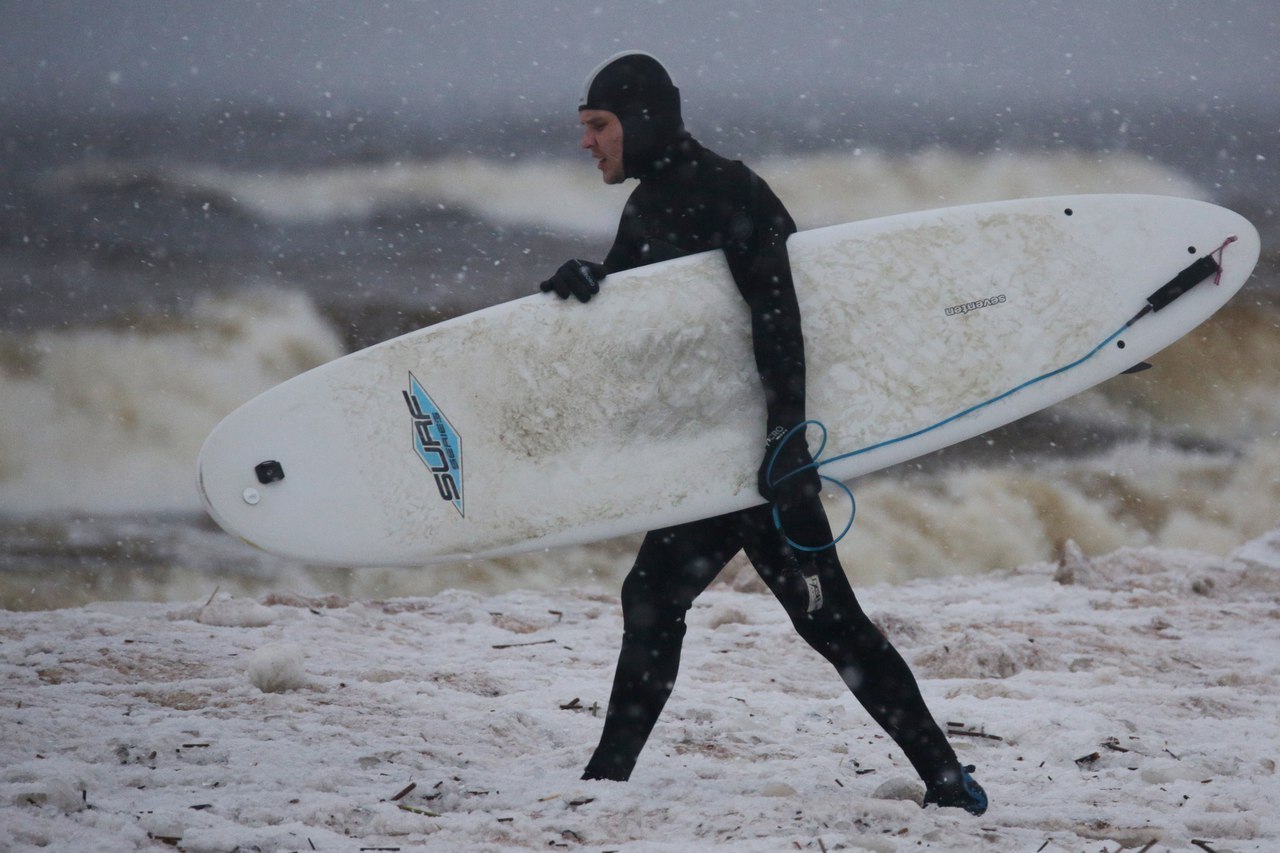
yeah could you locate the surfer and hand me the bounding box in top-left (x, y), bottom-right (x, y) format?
top-left (539, 51), bottom-right (987, 815)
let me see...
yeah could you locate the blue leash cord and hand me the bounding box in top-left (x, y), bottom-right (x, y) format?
top-left (766, 320), bottom-right (1130, 553)
top-left (766, 421), bottom-right (856, 553)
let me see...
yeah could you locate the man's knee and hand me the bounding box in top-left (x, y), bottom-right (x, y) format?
top-left (620, 568), bottom-right (683, 634)
top-left (620, 549), bottom-right (723, 627)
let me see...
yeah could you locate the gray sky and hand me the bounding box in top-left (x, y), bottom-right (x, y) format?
top-left (2, 0), bottom-right (1276, 120)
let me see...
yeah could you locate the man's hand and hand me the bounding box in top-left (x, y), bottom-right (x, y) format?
top-left (539, 259), bottom-right (607, 303)
top-left (758, 425), bottom-right (821, 510)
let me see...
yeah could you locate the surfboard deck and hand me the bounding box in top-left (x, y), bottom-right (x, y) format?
top-left (197, 194), bottom-right (1259, 566)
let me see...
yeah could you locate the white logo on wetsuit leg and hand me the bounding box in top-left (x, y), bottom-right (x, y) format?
top-left (803, 574), bottom-right (824, 613)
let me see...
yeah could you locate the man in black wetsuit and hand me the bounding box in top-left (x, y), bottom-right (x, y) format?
top-left (539, 51), bottom-right (987, 816)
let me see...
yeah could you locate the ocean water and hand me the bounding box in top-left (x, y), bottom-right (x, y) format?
top-left (1, 103), bottom-right (1276, 609)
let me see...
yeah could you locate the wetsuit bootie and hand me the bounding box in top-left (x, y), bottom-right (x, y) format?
top-left (923, 764), bottom-right (988, 816)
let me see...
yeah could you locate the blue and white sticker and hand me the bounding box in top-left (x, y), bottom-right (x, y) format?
top-left (403, 373), bottom-right (464, 516)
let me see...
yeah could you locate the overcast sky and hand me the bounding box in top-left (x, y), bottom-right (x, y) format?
top-left (2, 0), bottom-right (1276, 121)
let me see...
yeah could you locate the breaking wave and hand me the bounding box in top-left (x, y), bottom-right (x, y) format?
top-left (7, 143), bottom-right (1275, 605)
top-left (42, 147), bottom-right (1206, 237)
top-left (0, 291), bottom-right (343, 514)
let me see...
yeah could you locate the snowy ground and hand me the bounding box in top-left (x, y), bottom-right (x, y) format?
top-left (3, 532), bottom-right (1279, 853)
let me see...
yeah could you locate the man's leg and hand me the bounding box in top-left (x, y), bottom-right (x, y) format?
top-left (583, 514), bottom-right (741, 781)
top-left (741, 500), bottom-right (983, 809)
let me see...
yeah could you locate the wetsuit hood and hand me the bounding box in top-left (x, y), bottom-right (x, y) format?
top-left (579, 51), bottom-right (687, 180)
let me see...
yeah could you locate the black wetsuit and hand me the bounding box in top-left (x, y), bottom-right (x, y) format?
top-left (579, 133), bottom-right (964, 788)
top-left (550, 51), bottom-right (971, 795)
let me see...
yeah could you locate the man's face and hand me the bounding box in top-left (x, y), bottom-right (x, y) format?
top-left (580, 109), bottom-right (624, 184)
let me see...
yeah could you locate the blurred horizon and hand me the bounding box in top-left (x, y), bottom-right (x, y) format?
top-left (4, 1), bottom-right (1275, 122)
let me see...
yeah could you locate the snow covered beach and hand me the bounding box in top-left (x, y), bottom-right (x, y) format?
top-left (4, 531), bottom-right (1278, 852)
top-left (5, 5), bottom-right (1279, 851)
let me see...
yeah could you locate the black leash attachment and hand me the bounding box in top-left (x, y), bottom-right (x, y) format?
top-left (1125, 235), bottom-right (1238, 328)
top-left (1115, 235), bottom-right (1238, 375)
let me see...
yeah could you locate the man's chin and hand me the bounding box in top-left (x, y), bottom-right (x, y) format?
top-left (597, 161), bottom-right (624, 184)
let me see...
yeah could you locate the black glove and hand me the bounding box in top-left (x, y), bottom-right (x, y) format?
top-left (539, 259), bottom-right (606, 303)
top-left (758, 425), bottom-right (821, 510)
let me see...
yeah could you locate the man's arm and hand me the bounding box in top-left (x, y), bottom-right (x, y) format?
top-left (721, 178), bottom-right (819, 504)
top-left (722, 203), bottom-right (807, 438)
top-left (539, 193), bottom-right (643, 300)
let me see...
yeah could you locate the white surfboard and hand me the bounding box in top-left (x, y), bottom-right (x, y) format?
top-left (197, 194), bottom-right (1259, 567)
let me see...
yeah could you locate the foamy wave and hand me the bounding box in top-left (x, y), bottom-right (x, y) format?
top-left (188, 156), bottom-right (635, 232)
top-left (758, 148), bottom-right (1207, 229)
top-left (45, 147), bottom-right (1205, 237)
top-left (1084, 303), bottom-right (1280, 440)
top-left (828, 436), bottom-right (1280, 582)
top-left (17, 147), bottom-right (1265, 575)
top-left (0, 291), bottom-right (343, 514)
top-left (43, 156), bottom-right (631, 234)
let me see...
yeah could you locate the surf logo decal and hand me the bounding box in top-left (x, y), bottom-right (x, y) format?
top-left (403, 373), bottom-right (464, 516)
